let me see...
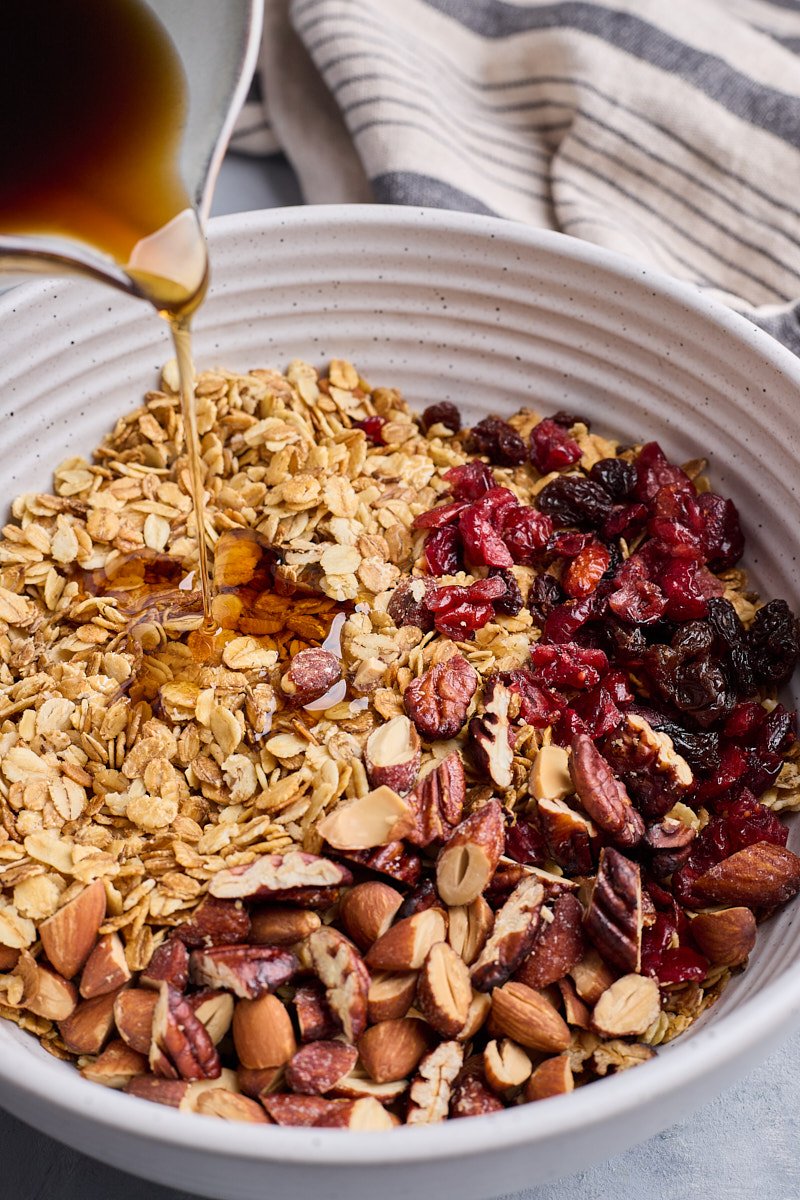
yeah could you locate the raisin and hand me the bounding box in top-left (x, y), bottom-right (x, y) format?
top-left (537, 476), bottom-right (613, 529)
top-left (748, 599), bottom-right (800, 686)
top-left (529, 419), bottom-right (582, 474)
top-left (386, 577), bottom-right (436, 631)
top-left (628, 703), bottom-right (720, 771)
top-left (467, 417), bottom-right (527, 466)
top-left (589, 458), bottom-right (637, 500)
top-left (489, 568), bottom-right (524, 616)
top-left (648, 645), bottom-right (734, 728)
top-left (551, 410), bottom-right (586, 429)
top-left (528, 572), bottom-right (564, 623)
top-left (420, 401), bottom-right (461, 435)
top-left (444, 460), bottom-right (495, 501)
top-left (706, 597), bottom-right (756, 698)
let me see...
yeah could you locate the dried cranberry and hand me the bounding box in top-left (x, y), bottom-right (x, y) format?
top-left (420, 401), bottom-right (461, 435)
top-left (646, 946), bottom-right (708, 986)
top-left (468, 416), bottom-right (527, 466)
top-left (424, 526), bottom-right (462, 575)
top-left (444, 460), bottom-right (495, 501)
top-left (552, 707), bottom-right (589, 744)
top-left (497, 670), bottom-right (563, 727)
top-left (649, 516), bottom-right (704, 560)
top-left (571, 685), bottom-right (622, 738)
top-left (529, 419), bottom-right (582, 474)
top-left (500, 506), bottom-right (553, 564)
top-left (459, 487), bottom-right (517, 569)
top-left (608, 576), bottom-right (667, 624)
top-left (413, 500), bottom-right (468, 530)
top-left (529, 642), bottom-right (608, 689)
top-left (547, 530), bottom-right (593, 558)
top-left (724, 701), bottom-right (766, 740)
top-left (603, 670), bottom-right (633, 705)
top-left (528, 572), bottom-right (564, 623)
top-left (697, 493), bottom-right (744, 570)
top-left (589, 457), bottom-right (637, 499)
top-left (749, 599), bottom-right (800, 686)
top-left (543, 592), bottom-right (607, 644)
top-left (562, 542), bottom-right (611, 599)
top-left (660, 558), bottom-right (722, 621)
top-left (425, 576), bottom-right (507, 640)
top-left (354, 415), bottom-right (386, 444)
top-left (490, 568), bottom-right (524, 616)
top-left (504, 819), bottom-right (547, 866)
top-left (602, 502), bottom-right (649, 541)
top-left (430, 601), bottom-right (494, 639)
top-left (537, 476), bottom-right (613, 529)
top-left (633, 442), bottom-right (694, 504)
top-left (760, 705), bottom-right (796, 755)
top-left (695, 743), bottom-right (749, 803)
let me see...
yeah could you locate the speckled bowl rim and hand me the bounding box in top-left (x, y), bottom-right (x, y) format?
top-left (1, 204), bottom-right (800, 1166)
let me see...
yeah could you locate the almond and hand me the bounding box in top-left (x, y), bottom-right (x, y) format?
top-left (530, 745), bottom-right (573, 802)
top-left (416, 941), bottom-right (472, 1037)
top-left (261, 1094), bottom-right (336, 1126)
top-left (59, 988), bottom-right (118, 1054)
top-left (524, 1054), bottom-right (574, 1102)
top-left (80, 1039), bottom-right (148, 1089)
top-left (0, 947), bottom-right (19, 971)
top-left (189, 990), bottom-right (234, 1044)
top-left (318, 1096), bottom-right (397, 1130)
top-left (114, 988), bottom-right (158, 1054)
top-left (483, 1038), bottom-right (531, 1092)
top-left (178, 1069), bottom-right (240, 1112)
top-left (357, 1018), bottom-right (431, 1084)
top-left (237, 1065), bottom-right (284, 1099)
top-left (292, 981), bottom-right (338, 1042)
top-left (233, 993), bottom-right (297, 1069)
top-left (125, 1077), bottom-right (189, 1108)
top-left (690, 907), bottom-right (757, 966)
top-left (447, 895), bottom-right (494, 966)
top-left (249, 907), bottom-right (321, 946)
top-left (557, 977), bottom-right (591, 1029)
top-left (339, 881), bottom-right (404, 950)
top-left (364, 715), bottom-right (421, 794)
top-left (694, 842), bottom-right (800, 910)
top-left (195, 1088), bottom-right (269, 1123)
top-left (331, 1067), bottom-right (409, 1105)
top-left (436, 800), bottom-right (505, 906)
top-left (490, 981), bottom-right (571, 1052)
top-left (569, 948), bottom-right (617, 1006)
top-left (364, 908), bottom-right (447, 971)
top-left (38, 879), bottom-right (106, 978)
top-left (592, 973), bottom-right (661, 1038)
top-left (317, 786), bottom-right (414, 851)
top-left (366, 970), bottom-right (418, 1023)
top-left (457, 990), bottom-right (492, 1042)
top-left (285, 1040), bottom-right (358, 1095)
top-left (80, 932), bottom-right (132, 998)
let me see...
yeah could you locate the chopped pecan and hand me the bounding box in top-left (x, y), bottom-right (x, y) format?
top-left (469, 680), bottom-right (514, 790)
top-left (173, 896), bottom-right (251, 949)
top-left (584, 847), bottom-right (642, 973)
top-left (602, 713), bottom-right (693, 819)
top-left (396, 877), bottom-right (440, 920)
top-left (470, 877), bottom-right (543, 992)
top-left (140, 939), bottom-right (189, 991)
top-left (364, 715), bottom-right (421, 794)
top-left (150, 983), bottom-right (221, 1082)
top-left (81, 1039), bottom-right (148, 1090)
top-left (406, 1040), bottom-right (465, 1124)
top-left (335, 841), bottom-right (422, 888)
top-left (449, 1057), bottom-right (505, 1118)
top-left (592, 1039), bottom-right (655, 1076)
top-left (644, 815), bottom-right (696, 876)
top-left (189, 945), bottom-right (297, 999)
top-left (436, 799), bottom-right (506, 906)
top-left (694, 841), bottom-right (800, 910)
top-left (306, 927), bottom-right (370, 1041)
top-left (537, 797), bottom-right (595, 874)
top-left (59, 989), bottom-right (118, 1055)
top-left (404, 653), bottom-right (478, 740)
top-left (285, 1040), bottom-right (359, 1095)
top-left (514, 893), bottom-right (586, 989)
top-left (405, 751), bottom-right (466, 847)
top-left (209, 851), bottom-right (352, 903)
top-left (292, 981), bottom-right (339, 1042)
top-left (416, 942), bottom-right (472, 1037)
top-left (569, 734), bottom-right (644, 848)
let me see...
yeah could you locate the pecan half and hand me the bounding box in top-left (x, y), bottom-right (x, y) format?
top-left (209, 851), bottom-right (352, 903)
top-left (569, 734), bottom-right (644, 848)
top-left (469, 680), bottom-right (514, 790)
top-left (584, 847), bottom-right (642, 973)
top-left (470, 877), bottom-right (543, 992)
top-left (306, 927), bottom-right (370, 1041)
top-left (514, 893), bottom-right (586, 990)
top-left (537, 797), bottom-right (595, 875)
top-left (189, 945), bottom-right (297, 999)
top-left (285, 1040), bottom-right (359, 1096)
top-left (173, 896), bottom-right (251, 948)
top-left (150, 983), bottom-right (221, 1082)
top-left (416, 942), bottom-right (472, 1037)
top-left (694, 841), bottom-right (800, 910)
top-left (602, 713), bottom-right (693, 819)
top-left (405, 751), bottom-right (466, 847)
top-left (404, 653), bottom-right (478, 740)
top-left (436, 799), bottom-right (506, 906)
top-left (406, 1040), bottom-right (465, 1124)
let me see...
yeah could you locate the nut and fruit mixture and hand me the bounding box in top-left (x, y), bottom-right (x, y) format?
top-left (0, 358), bottom-right (799, 1128)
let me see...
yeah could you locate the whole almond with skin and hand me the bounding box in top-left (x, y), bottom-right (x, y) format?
top-left (592, 973), bottom-right (661, 1038)
top-left (436, 800), bottom-right (505, 906)
top-left (364, 715), bottom-right (421, 794)
top-left (317, 787), bottom-right (414, 851)
top-left (39, 879), bottom-right (106, 979)
top-left (491, 981), bottom-right (571, 1052)
top-left (448, 896), bottom-right (494, 966)
top-left (233, 994), bottom-right (297, 1069)
top-left (249, 906), bottom-right (321, 947)
top-left (80, 1039), bottom-right (147, 1089)
top-left (694, 842), bottom-right (800, 910)
top-left (366, 970), bottom-right (418, 1024)
top-left (114, 988), bottom-right (158, 1054)
top-left (690, 907), bottom-right (757, 966)
top-left (339, 881), bottom-right (404, 950)
top-left (357, 1018), bottom-right (431, 1084)
top-left (416, 941), bottom-right (472, 1037)
top-left (59, 988), bottom-right (118, 1054)
top-left (80, 933), bottom-right (132, 999)
top-left (364, 908), bottom-right (447, 971)
top-left (515, 893), bottom-right (585, 990)
top-left (524, 1054), bottom-right (574, 1102)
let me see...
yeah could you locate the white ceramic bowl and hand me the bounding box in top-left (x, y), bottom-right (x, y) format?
top-left (1, 206), bottom-right (800, 1199)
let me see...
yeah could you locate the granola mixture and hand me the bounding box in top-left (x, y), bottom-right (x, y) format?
top-left (0, 358), bottom-right (798, 1128)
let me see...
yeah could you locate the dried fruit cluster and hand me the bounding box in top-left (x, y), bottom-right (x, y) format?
top-left (0, 361), bottom-right (799, 1128)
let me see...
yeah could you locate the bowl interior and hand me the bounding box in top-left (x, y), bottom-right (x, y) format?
top-left (0, 205), bottom-right (799, 1162)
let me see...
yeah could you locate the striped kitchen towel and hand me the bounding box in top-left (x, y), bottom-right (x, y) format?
top-left (249, 0), bottom-right (800, 350)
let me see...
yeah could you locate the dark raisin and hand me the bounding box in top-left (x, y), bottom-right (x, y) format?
top-left (467, 417), bottom-right (527, 466)
top-left (706, 597), bottom-right (756, 698)
top-left (528, 572), bottom-right (564, 623)
top-left (420, 401), bottom-right (461, 435)
top-left (489, 568), bottom-right (524, 616)
top-left (537, 476), bottom-right (613, 529)
top-left (697, 493), bottom-right (744, 571)
top-left (386, 577), bottom-right (436, 631)
top-left (748, 599), bottom-right (800, 686)
top-left (551, 411), bottom-right (586, 429)
top-left (627, 703), bottom-right (721, 771)
top-left (647, 646), bottom-right (734, 728)
top-left (589, 458), bottom-right (637, 500)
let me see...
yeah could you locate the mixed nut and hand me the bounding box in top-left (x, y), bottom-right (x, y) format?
top-left (0, 357), bottom-right (798, 1129)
